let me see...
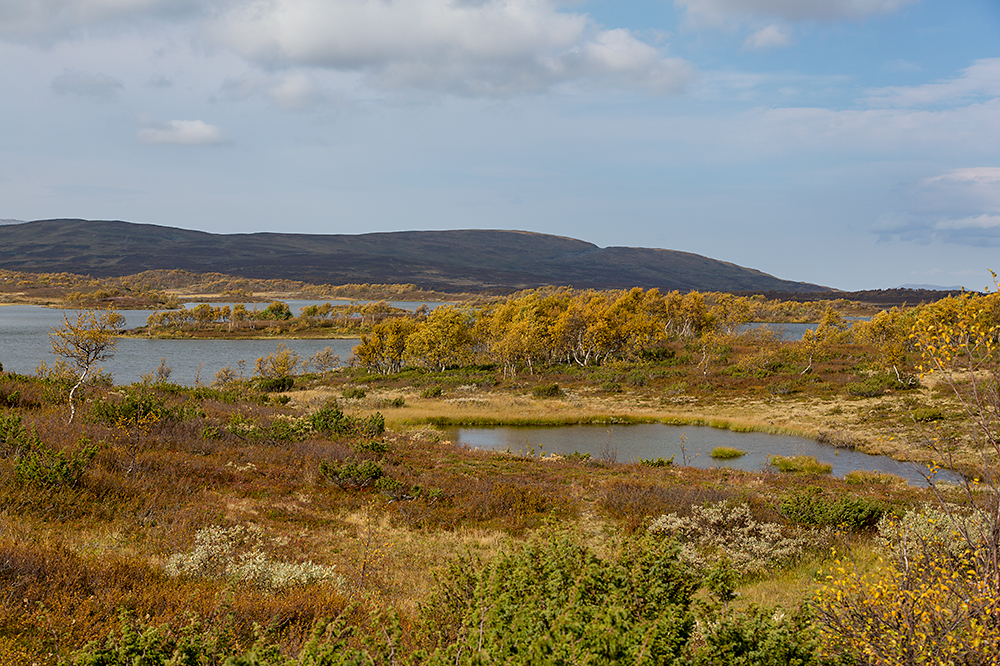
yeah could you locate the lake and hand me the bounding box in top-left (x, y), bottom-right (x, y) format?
top-left (440, 423), bottom-right (956, 486)
top-left (0, 304), bottom-right (363, 385)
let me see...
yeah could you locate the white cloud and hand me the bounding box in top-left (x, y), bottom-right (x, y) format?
top-left (743, 24), bottom-right (791, 50)
top-left (50, 69), bottom-right (124, 98)
top-left (866, 58), bottom-right (1000, 108)
top-left (674, 0), bottom-right (917, 27)
top-left (2, 0), bottom-right (693, 98)
top-left (137, 119), bottom-right (227, 145)
top-left (208, 0), bottom-right (692, 96)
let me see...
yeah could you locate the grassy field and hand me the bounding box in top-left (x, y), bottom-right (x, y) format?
top-left (0, 362), bottom-right (951, 664)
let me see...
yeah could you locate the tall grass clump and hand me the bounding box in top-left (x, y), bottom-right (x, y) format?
top-left (770, 455), bottom-right (832, 475)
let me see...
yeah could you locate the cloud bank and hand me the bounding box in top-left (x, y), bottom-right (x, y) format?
top-left (1, 0), bottom-right (693, 98)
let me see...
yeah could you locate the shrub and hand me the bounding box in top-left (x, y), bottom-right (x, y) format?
top-left (90, 387), bottom-right (190, 425)
top-left (815, 508), bottom-right (1000, 665)
top-left (649, 501), bottom-right (810, 576)
top-left (418, 530), bottom-right (699, 664)
top-left (641, 456), bottom-right (674, 467)
top-left (342, 386), bottom-right (367, 399)
top-left (531, 382), bottom-right (562, 398)
top-left (420, 386), bottom-right (443, 398)
top-left (164, 524), bottom-right (344, 591)
top-left (780, 487), bottom-right (890, 530)
top-left (255, 376), bottom-right (293, 393)
top-left (15, 436), bottom-right (99, 489)
top-left (770, 455), bottom-right (832, 475)
top-left (353, 439), bottom-right (390, 454)
top-left (711, 446), bottom-right (745, 459)
top-left (0, 411), bottom-right (42, 458)
top-left (318, 459), bottom-right (385, 490)
top-left (845, 372), bottom-right (918, 398)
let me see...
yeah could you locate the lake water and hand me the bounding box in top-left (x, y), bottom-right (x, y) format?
top-left (0, 304), bottom-right (360, 385)
top-left (440, 423), bottom-right (957, 486)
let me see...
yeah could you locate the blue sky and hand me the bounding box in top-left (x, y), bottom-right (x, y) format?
top-left (1, 0), bottom-right (998, 291)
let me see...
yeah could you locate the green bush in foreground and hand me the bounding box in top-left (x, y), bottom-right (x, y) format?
top-left (74, 531), bottom-right (827, 665)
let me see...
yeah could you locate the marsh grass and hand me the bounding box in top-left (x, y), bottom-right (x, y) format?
top-left (771, 455), bottom-right (833, 475)
top-left (0, 361), bottom-right (954, 663)
top-left (710, 446), bottom-right (745, 459)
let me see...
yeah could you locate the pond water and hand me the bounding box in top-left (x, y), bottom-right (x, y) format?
top-left (0, 304), bottom-right (360, 385)
top-left (439, 423), bottom-right (956, 486)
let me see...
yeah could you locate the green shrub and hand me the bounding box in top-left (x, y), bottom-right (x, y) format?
top-left (531, 382), bottom-right (562, 398)
top-left (770, 455), bottom-right (832, 475)
top-left (353, 439), bottom-right (390, 454)
top-left (641, 456), bottom-right (674, 467)
top-left (255, 375), bottom-right (293, 393)
top-left (846, 372), bottom-right (919, 398)
top-left (421, 386), bottom-right (443, 398)
top-left (15, 436), bottom-right (98, 489)
top-left (342, 386), bottom-right (367, 399)
top-left (307, 404), bottom-right (354, 435)
top-left (318, 458), bottom-right (385, 490)
top-left (780, 487), bottom-right (890, 530)
top-left (0, 411), bottom-right (42, 458)
top-left (90, 387), bottom-right (191, 425)
top-left (711, 447), bottom-right (745, 459)
top-left (419, 531), bottom-right (699, 664)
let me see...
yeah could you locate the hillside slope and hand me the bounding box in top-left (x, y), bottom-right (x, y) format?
top-left (0, 219), bottom-right (829, 292)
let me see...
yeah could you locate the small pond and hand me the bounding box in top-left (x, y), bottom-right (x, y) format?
top-left (439, 423), bottom-right (956, 486)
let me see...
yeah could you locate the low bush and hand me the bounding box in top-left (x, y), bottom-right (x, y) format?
top-left (419, 530), bottom-right (699, 664)
top-left (711, 446), bottom-right (745, 459)
top-left (15, 436), bottom-right (99, 489)
top-left (780, 487), bottom-right (890, 530)
top-left (342, 386), bottom-right (367, 399)
top-left (531, 382), bottom-right (562, 398)
top-left (641, 456), bottom-right (674, 467)
top-left (255, 375), bottom-right (293, 392)
top-left (164, 524), bottom-right (344, 591)
top-left (649, 501), bottom-right (812, 577)
top-left (420, 386), bottom-right (443, 398)
top-left (318, 458), bottom-right (385, 490)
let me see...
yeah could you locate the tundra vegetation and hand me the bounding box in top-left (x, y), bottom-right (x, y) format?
top-left (2, 286), bottom-right (1000, 664)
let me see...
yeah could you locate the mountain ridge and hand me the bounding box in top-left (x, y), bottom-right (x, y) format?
top-left (0, 218), bottom-right (831, 293)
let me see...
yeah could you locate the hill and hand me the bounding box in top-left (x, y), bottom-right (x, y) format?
top-left (0, 218), bottom-right (829, 293)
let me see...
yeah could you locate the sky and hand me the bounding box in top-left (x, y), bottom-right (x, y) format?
top-left (1, 0), bottom-right (999, 291)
